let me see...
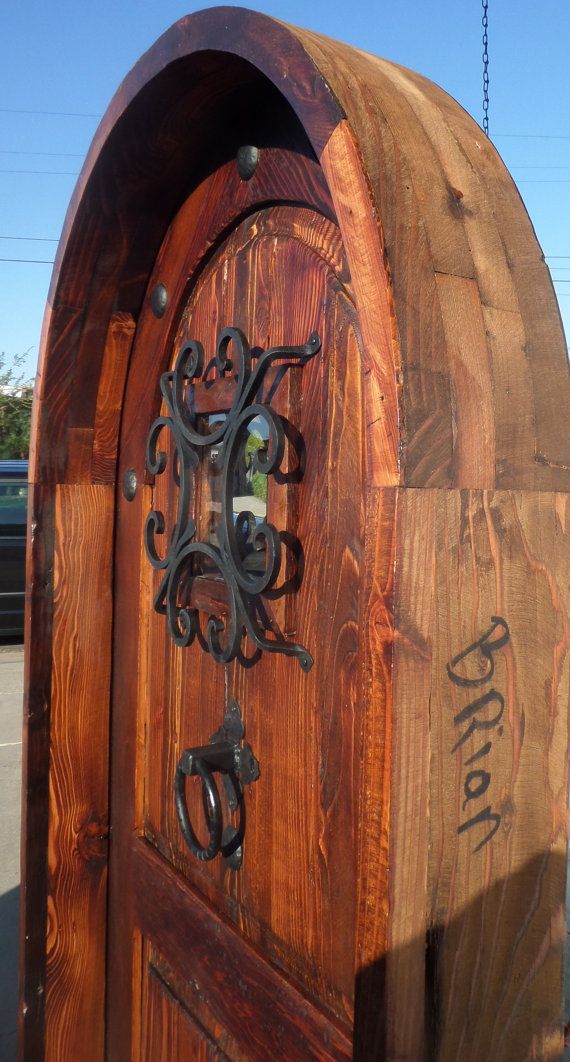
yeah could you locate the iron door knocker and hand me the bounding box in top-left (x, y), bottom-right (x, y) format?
top-left (174, 699), bottom-right (259, 869)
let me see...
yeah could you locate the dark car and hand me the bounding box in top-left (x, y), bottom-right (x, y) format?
top-left (0, 460), bottom-right (28, 636)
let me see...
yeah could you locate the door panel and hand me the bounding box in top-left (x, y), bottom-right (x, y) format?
top-left (142, 964), bottom-right (230, 1062)
top-left (109, 178), bottom-right (371, 1058)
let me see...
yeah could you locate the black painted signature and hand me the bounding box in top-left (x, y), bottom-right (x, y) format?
top-left (447, 616), bottom-right (510, 852)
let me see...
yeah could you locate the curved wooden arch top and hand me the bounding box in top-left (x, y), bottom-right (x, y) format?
top-left (34, 4), bottom-right (570, 492)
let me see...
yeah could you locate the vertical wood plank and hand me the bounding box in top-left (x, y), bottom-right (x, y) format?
top-left (18, 484), bottom-right (55, 1060)
top-left (394, 488), bottom-right (569, 1060)
top-left (386, 487), bottom-right (434, 1061)
top-left (92, 311), bottom-right (136, 484)
top-left (44, 485), bottom-right (113, 1061)
top-left (320, 121), bottom-right (400, 489)
top-left (142, 966), bottom-right (231, 1062)
top-left (353, 487), bottom-right (395, 1058)
top-left (436, 274), bottom-right (496, 489)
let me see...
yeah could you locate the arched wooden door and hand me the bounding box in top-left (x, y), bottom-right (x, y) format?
top-left (109, 163), bottom-right (370, 1059)
top-left (20, 8), bottom-right (570, 1062)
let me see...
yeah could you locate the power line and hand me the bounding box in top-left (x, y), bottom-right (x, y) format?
top-left (0, 235), bottom-right (58, 242)
top-left (0, 257), bottom-right (54, 264)
top-left (0, 107), bottom-right (101, 118)
top-left (0, 169), bottom-right (78, 176)
top-left (0, 150), bottom-right (85, 158)
top-left (494, 132), bottom-right (570, 140)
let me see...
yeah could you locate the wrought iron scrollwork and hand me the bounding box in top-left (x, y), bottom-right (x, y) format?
top-left (144, 326), bottom-right (319, 670)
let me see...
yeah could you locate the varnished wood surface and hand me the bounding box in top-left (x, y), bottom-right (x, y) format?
top-left (292, 26), bottom-right (570, 489)
top-left (142, 965), bottom-right (231, 1062)
top-left (392, 488), bottom-right (569, 1059)
top-left (135, 841), bottom-right (352, 1061)
top-left (44, 486), bottom-right (113, 1060)
top-left (18, 484), bottom-right (55, 1060)
top-left (108, 197), bottom-right (374, 1052)
top-left (21, 7), bottom-right (570, 1060)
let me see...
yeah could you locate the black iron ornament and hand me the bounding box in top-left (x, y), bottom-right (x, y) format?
top-left (174, 698), bottom-right (259, 869)
top-left (144, 326), bottom-right (320, 670)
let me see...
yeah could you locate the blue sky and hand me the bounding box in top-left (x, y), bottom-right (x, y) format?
top-left (1, 1), bottom-right (569, 382)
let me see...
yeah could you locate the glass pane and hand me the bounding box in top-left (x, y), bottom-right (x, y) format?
top-left (0, 480), bottom-right (28, 526)
top-left (198, 415), bottom-right (268, 574)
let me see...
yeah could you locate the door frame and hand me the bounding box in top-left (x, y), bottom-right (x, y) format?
top-left (20, 7), bottom-right (570, 1059)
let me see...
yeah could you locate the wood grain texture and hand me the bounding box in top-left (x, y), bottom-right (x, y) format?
top-left (134, 841), bottom-right (353, 1061)
top-left (290, 26), bottom-right (570, 490)
top-left (125, 202), bottom-right (369, 1026)
top-left (353, 488), bottom-right (396, 1058)
top-left (393, 488), bottom-right (570, 1059)
top-left (44, 485), bottom-right (113, 1061)
top-left (18, 484), bottom-right (55, 1061)
top-left (142, 965), bottom-right (231, 1062)
top-left (92, 311), bottom-right (136, 484)
top-left (105, 159), bottom-right (364, 1059)
top-left (320, 121), bottom-right (399, 486)
top-left (21, 8), bottom-right (570, 1060)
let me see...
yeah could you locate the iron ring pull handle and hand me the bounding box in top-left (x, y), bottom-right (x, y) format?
top-left (174, 742), bottom-right (236, 862)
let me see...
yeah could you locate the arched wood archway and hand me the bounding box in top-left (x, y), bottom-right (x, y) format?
top-left (21, 8), bottom-right (570, 1060)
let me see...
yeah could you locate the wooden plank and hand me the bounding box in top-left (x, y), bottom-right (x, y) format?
top-left (142, 965), bottom-right (231, 1062)
top-left (106, 477), bottom-right (147, 1061)
top-left (92, 311), bottom-right (136, 484)
top-left (295, 26), bottom-right (570, 492)
top-left (18, 483), bottom-right (55, 1060)
top-left (394, 488), bottom-right (569, 1059)
top-left (133, 840), bottom-right (352, 1061)
top-left (353, 488), bottom-right (395, 1057)
top-left (140, 205), bottom-right (363, 1026)
top-left (385, 487), bottom-right (434, 1060)
top-left (408, 86), bottom-right (570, 487)
top-left (321, 121), bottom-right (399, 487)
top-left (436, 273), bottom-right (496, 489)
top-left (43, 485), bottom-right (114, 1062)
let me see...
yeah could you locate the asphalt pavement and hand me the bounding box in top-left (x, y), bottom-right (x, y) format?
top-left (0, 642), bottom-right (23, 1062)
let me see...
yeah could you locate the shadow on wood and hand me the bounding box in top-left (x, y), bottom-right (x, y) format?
top-left (354, 851), bottom-right (567, 1060)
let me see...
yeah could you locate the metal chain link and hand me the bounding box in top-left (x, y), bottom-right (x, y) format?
top-left (482, 0), bottom-right (490, 136)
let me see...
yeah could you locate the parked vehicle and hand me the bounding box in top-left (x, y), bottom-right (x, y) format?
top-left (0, 460), bottom-right (28, 636)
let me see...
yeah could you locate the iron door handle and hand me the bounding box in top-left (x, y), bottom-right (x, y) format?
top-left (174, 742), bottom-right (235, 861)
top-left (174, 699), bottom-right (260, 866)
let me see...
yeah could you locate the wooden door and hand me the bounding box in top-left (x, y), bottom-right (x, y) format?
top-left (21, 11), bottom-right (570, 1060)
top-left (107, 152), bottom-right (374, 1060)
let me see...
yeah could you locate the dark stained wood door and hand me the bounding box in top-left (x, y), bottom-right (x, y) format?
top-left (107, 155), bottom-right (378, 1060)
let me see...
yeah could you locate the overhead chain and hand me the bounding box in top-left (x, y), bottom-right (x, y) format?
top-left (482, 0), bottom-right (490, 136)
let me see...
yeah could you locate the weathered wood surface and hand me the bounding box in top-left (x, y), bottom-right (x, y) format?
top-left (20, 7), bottom-right (570, 1060)
top-left (293, 26), bottom-right (570, 491)
top-left (388, 488), bottom-right (569, 1059)
top-left (18, 484), bottom-right (54, 1060)
top-left (44, 486), bottom-right (113, 1060)
top-left (107, 189), bottom-right (378, 1055)
top-left (135, 841), bottom-right (353, 1061)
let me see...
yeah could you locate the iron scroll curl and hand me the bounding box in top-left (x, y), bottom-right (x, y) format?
top-left (144, 327), bottom-right (320, 670)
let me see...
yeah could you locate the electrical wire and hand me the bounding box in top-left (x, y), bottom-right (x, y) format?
top-left (0, 107), bottom-right (101, 118)
top-left (0, 169), bottom-right (78, 175)
top-left (0, 150), bottom-right (85, 158)
top-left (494, 133), bottom-right (570, 140)
top-left (0, 257), bottom-right (54, 264)
top-left (0, 235), bottom-right (58, 242)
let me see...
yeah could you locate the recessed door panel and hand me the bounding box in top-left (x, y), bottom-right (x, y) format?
top-left (109, 186), bottom-right (370, 1059)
